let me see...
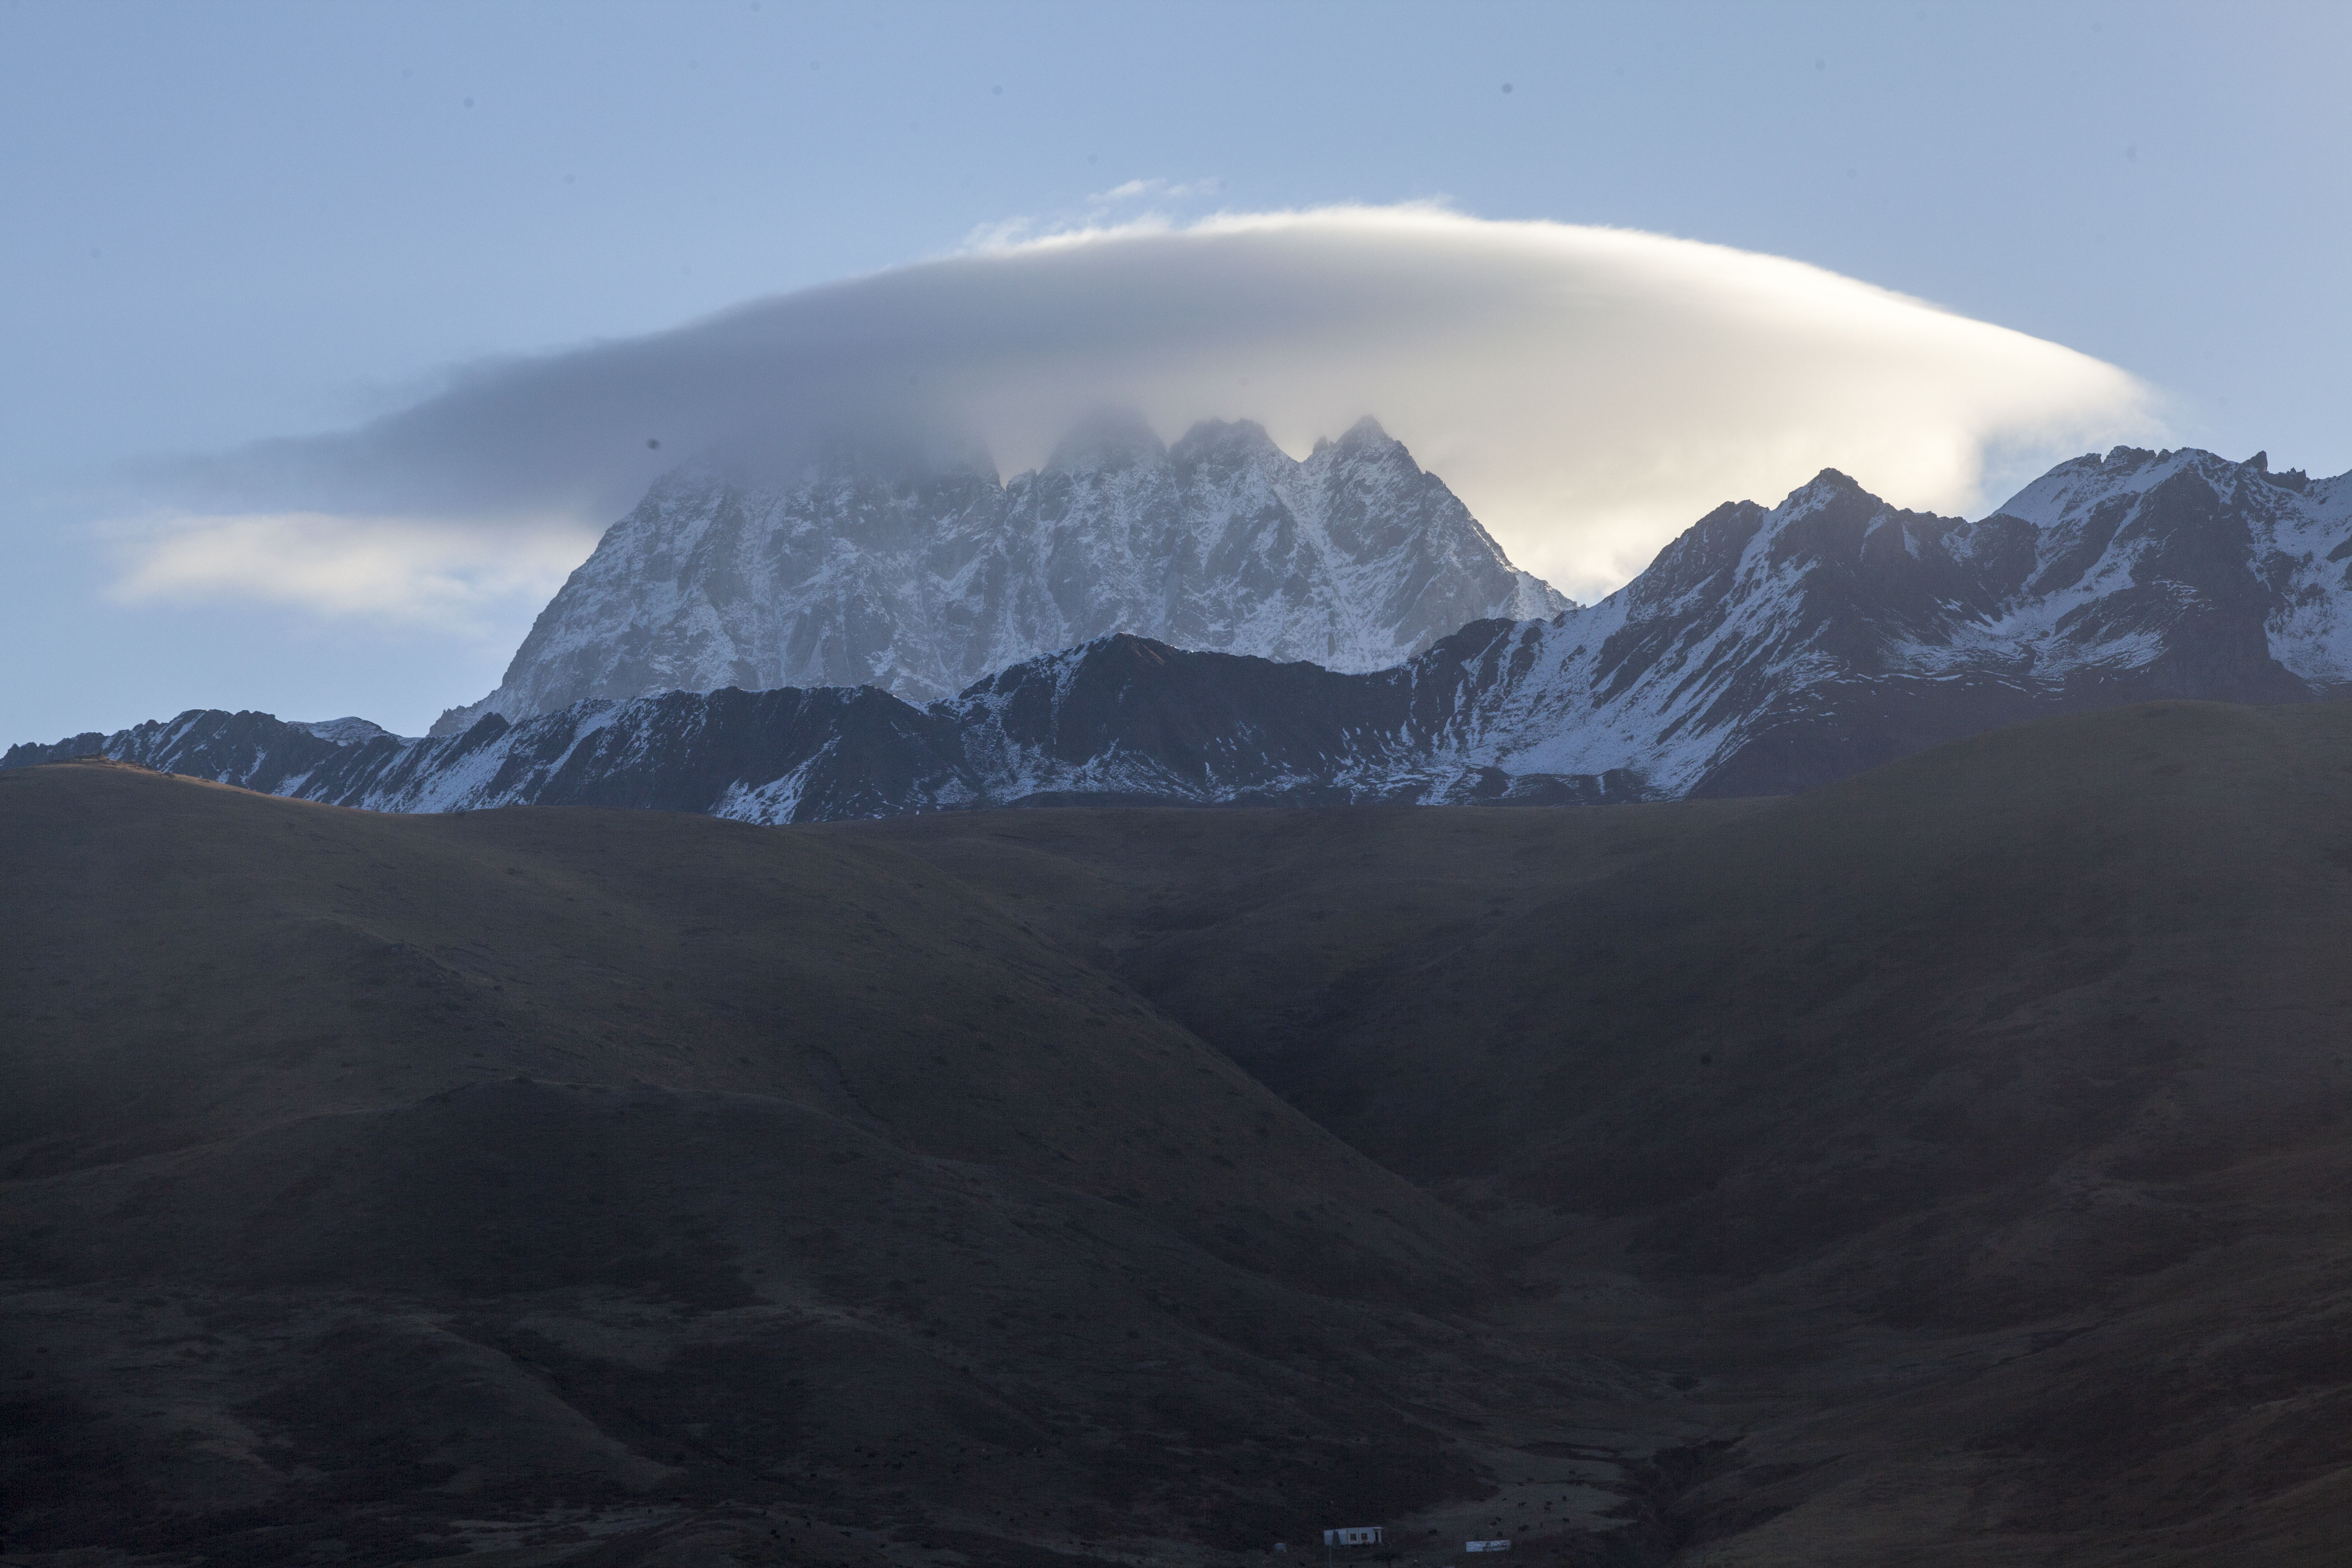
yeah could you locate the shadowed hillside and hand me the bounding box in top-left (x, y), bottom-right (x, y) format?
top-left (10, 701), bottom-right (2352, 1565)
top-left (845, 699), bottom-right (2352, 1564)
top-left (0, 766), bottom-right (1530, 1567)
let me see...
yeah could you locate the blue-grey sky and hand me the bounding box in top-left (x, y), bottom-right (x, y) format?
top-left (4, 0), bottom-right (2347, 740)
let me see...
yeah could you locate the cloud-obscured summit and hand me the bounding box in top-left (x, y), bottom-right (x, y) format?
top-left (428, 412), bottom-right (1565, 735)
top-left (128, 207), bottom-right (2156, 644)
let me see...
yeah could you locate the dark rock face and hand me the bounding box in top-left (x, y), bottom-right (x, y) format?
top-left (10, 446), bottom-right (2347, 819)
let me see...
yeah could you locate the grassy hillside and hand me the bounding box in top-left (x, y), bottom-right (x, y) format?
top-left (0, 766), bottom-right (1510, 1566)
top-left (8, 700), bottom-right (2352, 1565)
top-left (846, 699), bottom-right (2352, 1564)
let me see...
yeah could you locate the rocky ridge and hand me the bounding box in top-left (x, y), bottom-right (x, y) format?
top-left (428, 413), bottom-right (1565, 735)
top-left (12, 444), bottom-right (2348, 816)
top-left (1412, 442), bottom-right (2352, 796)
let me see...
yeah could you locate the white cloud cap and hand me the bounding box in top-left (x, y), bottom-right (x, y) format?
top-left (134, 205), bottom-right (2159, 615)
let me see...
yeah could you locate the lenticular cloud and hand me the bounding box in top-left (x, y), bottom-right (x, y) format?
top-left (138, 205), bottom-right (2158, 612)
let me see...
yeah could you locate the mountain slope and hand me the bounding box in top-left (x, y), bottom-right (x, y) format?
top-left (15, 446), bottom-right (2348, 818)
top-left (0, 761), bottom-right (1516, 1565)
top-left (14, 700), bottom-right (2352, 1564)
top-left (1414, 444), bottom-right (2352, 796)
top-left (841, 696), bottom-right (2352, 1566)
top-left (0, 633), bottom-right (1642, 820)
top-left (430, 413), bottom-right (1564, 733)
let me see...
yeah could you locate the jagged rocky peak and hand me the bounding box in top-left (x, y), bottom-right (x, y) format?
top-left (31, 443), bottom-right (2352, 821)
top-left (428, 410), bottom-right (1568, 735)
top-left (1043, 406), bottom-right (1167, 472)
top-left (1167, 415), bottom-right (1282, 466)
top-left (1795, 465), bottom-right (1865, 497)
top-left (1313, 414), bottom-right (1395, 455)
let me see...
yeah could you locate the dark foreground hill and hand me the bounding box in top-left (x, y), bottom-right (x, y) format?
top-left (8, 699), bottom-right (2352, 1565)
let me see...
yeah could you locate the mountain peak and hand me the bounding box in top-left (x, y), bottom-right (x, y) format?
top-left (427, 410), bottom-right (1562, 732)
top-left (1779, 467), bottom-right (1874, 513)
top-left (46, 434), bottom-right (2352, 817)
top-left (1045, 407), bottom-right (1167, 474)
top-left (1313, 414), bottom-right (1397, 457)
top-left (1169, 418), bottom-right (1284, 469)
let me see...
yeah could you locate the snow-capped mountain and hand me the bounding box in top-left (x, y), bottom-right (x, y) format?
top-left (16, 445), bottom-right (2347, 819)
top-left (1411, 443), bottom-right (2352, 796)
top-left (4, 633), bottom-right (1633, 822)
top-left (428, 412), bottom-right (1565, 735)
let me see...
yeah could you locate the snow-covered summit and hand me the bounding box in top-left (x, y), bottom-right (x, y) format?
top-left (1403, 443), bottom-right (2352, 796)
top-left (27, 444), bottom-right (2348, 821)
top-left (429, 413), bottom-right (1567, 736)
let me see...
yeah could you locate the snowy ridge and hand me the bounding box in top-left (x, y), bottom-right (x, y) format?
top-left (15, 444), bottom-right (2348, 818)
top-left (289, 717), bottom-right (406, 746)
top-left (431, 413), bottom-right (1567, 735)
top-left (1397, 444), bottom-right (2352, 797)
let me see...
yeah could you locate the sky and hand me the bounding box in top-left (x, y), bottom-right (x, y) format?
top-left (3, 0), bottom-right (2347, 741)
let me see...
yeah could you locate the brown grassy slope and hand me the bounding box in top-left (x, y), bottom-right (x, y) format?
top-left (12, 696), bottom-right (2352, 1567)
top-left (2, 763), bottom-right (1542, 1567)
top-left (833, 700), bottom-right (2352, 1299)
top-left (842, 699), bottom-right (2352, 1565)
top-left (0, 762), bottom-right (1465, 1295)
